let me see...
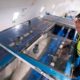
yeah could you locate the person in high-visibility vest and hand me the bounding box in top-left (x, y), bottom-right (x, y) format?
top-left (73, 13), bottom-right (80, 77)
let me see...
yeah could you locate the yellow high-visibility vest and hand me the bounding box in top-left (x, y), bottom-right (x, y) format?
top-left (77, 34), bottom-right (80, 56)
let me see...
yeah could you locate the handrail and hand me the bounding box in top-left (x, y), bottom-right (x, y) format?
top-left (0, 43), bottom-right (71, 80)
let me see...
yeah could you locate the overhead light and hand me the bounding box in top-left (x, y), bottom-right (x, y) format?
top-left (40, 6), bottom-right (45, 13)
top-left (40, 14), bottom-right (44, 18)
top-left (12, 12), bottom-right (20, 22)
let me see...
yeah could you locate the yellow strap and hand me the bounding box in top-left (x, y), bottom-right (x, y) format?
top-left (77, 34), bottom-right (80, 56)
top-left (77, 49), bottom-right (80, 55)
